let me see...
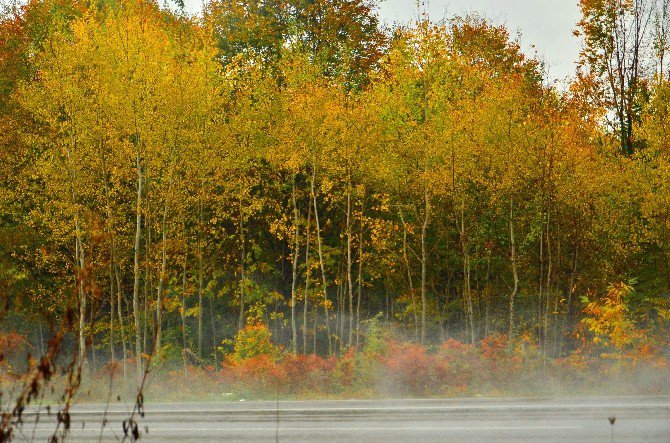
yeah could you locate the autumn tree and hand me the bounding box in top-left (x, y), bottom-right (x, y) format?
top-left (576, 0), bottom-right (655, 154)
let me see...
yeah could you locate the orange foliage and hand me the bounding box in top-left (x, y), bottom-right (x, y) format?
top-left (135, 335), bottom-right (670, 399)
top-left (281, 354), bottom-right (334, 393)
top-left (480, 334), bottom-right (510, 360)
top-left (581, 282), bottom-right (654, 361)
top-left (382, 341), bottom-right (438, 396)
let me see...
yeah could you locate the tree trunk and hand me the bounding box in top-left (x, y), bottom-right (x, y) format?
top-left (198, 197), bottom-right (204, 356)
top-left (75, 227), bottom-right (86, 364)
top-left (109, 258), bottom-right (115, 363)
top-left (90, 300), bottom-right (96, 370)
top-left (346, 176), bottom-right (354, 347)
top-left (209, 290), bottom-right (217, 367)
top-left (98, 141), bottom-right (116, 365)
top-left (538, 218), bottom-right (544, 343)
top-left (460, 197), bottom-right (475, 344)
top-left (561, 245), bottom-right (578, 354)
top-left (356, 196), bottom-right (364, 347)
top-left (115, 268), bottom-right (127, 379)
top-left (303, 198), bottom-right (312, 354)
top-left (464, 254), bottom-right (475, 344)
top-left (544, 211), bottom-right (552, 351)
top-left (143, 181), bottom-right (151, 355)
top-left (336, 265), bottom-right (344, 354)
top-left (237, 194), bottom-right (246, 331)
top-left (155, 204), bottom-right (168, 352)
top-left (311, 166), bottom-right (332, 355)
top-left (64, 137), bottom-right (86, 364)
top-left (181, 223), bottom-right (188, 376)
top-left (291, 175), bottom-right (300, 354)
top-left (133, 147), bottom-right (144, 381)
top-left (509, 198), bottom-right (519, 338)
top-left (156, 151), bottom-right (176, 353)
top-left (484, 253), bottom-right (491, 336)
top-left (399, 209), bottom-right (418, 340)
top-left (420, 188), bottom-right (430, 344)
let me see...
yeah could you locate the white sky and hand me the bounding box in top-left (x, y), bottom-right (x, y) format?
top-left (181, 0), bottom-right (582, 82)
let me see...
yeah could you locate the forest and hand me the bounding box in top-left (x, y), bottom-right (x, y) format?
top-left (1, 0), bottom-right (670, 410)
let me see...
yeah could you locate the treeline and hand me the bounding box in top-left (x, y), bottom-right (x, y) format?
top-left (1, 0), bottom-right (670, 376)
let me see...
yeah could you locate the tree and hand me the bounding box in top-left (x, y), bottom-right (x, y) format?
top-left (576, 0), bottom-right (654, 154)
top-left (206, 0), bottom-right (386, 88)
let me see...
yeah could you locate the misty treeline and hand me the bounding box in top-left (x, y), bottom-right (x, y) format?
top-left (1, 0), bottom-right (670, 379)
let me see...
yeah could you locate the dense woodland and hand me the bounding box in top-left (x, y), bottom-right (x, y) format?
top-left (1, 0), bottom-right (670, 386)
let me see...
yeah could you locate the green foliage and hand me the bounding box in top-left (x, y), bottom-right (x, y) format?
top-left (361, 312), bottom-right (387, 355)
top-left (228, 321), bottom-right (282, 363)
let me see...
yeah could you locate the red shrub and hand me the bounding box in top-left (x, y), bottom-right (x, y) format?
top-left (220, 355), bottom-right (287, 393)
top-left (440, 338), bottom-right (472, 353)
top-left (480, 334), bottom-right (509, 360)
top-left (281, 354), bottom-right (332, 393)
top-left (334, 347), bottom-right (358, 387)
top-left (435, 339), bottom-right (480, 392)
top-left (382, 341), bottom-right (436, 396)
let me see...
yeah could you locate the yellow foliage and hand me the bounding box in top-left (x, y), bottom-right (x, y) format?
top-left (581, 282), bottom-right (650, 359)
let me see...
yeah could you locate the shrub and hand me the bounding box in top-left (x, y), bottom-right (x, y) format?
top-left (382, 340), bottom-right (437, 397)
top-left (229, 321), bottom-right (282, 363)
top-left (281, 353), bottom-right (332, 394)
top-left (434, 339), bottom-right (480, 394)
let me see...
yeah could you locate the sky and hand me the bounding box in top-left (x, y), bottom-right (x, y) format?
top-left (182, 0), bottom-right (582, 82)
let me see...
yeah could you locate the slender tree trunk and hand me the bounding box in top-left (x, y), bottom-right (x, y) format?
top-left (156, 146), bottom-right (176, 353)
top-left (143, 182), bottom-right (150, 354)
top-left (420, 189), bottom-right (430, 344)
top-left (115, 268), bottom-right (127, 379)
top-left (76, 228), bottom-right (86, 364)
top-left (336, 266), bottom-right (344, 354)
top-left (237, 194), bottom-right (246, 331)
top-left (181, 223), bottom-right (188, 376)
top-left (143, 254), bottom-right (149, 358)
top-left (90, 300), bottom-right (97, 370)
top-left (133, 147), bottom-right (144, 381)
top-left (109, 258), bottom-right (115, 363)
top-left (484, 253), bottom-right (491, 337)
top-left (544, 211), bottom-right (552, 351)
top-left (99, 141), bottom-right (116, 365)
top-left (474, 261), bottom-right (480, 339)
top-left (356, 196), bottom-right (364, 347)
top-left (551, 222), bottom-right (562, 355)
top-left (209, 291), bottom-right (217, 366)
top-left (460, 197), bottom-right (475, 344)
top-left (303, 199), bottom-right (312, 354)
top-left (346, 177), bottom-right (354, 347)
top-left (399, 209), bottom-right (418, 340)
top-left (464, 254), bottom-right (475, 344)
top-left (509, 198), bottom-right (519, 338)
top-left (198, 197), bottom-right (204, 356)
top-left (64, 137), bottom-right (86, 364)
top-left (156, 204), bottom-right (168, 352)
top-left (291, 175), bottom-right (300, 354)
top-left (561, 245), bottom-right (578, 354)
top-left (311, 166), bottom-right (332, 355)
top-left (312, 301), bottom-right (318, 354)
top-left (538, 219), bottom-right (544, 343)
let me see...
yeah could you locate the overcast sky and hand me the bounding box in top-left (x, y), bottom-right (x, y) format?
top-left (182, 0), bottom-right (582, 81)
